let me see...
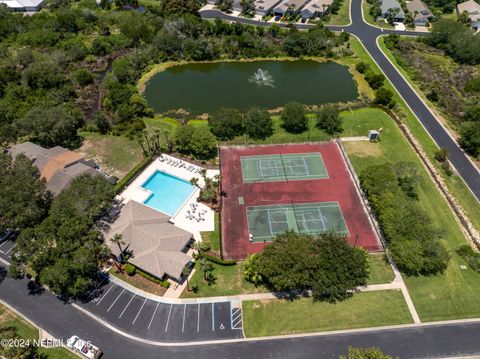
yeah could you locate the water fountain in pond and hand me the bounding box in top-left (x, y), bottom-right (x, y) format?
top-left (249, 68), bottom-right (275, 87)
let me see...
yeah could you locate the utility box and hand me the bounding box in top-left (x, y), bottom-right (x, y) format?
top-left (368, 130), bottom-right (380, 140)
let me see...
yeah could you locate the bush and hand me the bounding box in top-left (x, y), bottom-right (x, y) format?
top-left (316, 104), bottom-right (343, 135)
top-left (434, 148), bottom-right (448, 162)
top-left (281, 102), bottom-right (308, 134)
top-left (456, 245), bottom-right (480, 272)
top-left (459, 121), bottom-right (480, 157)
top-left (243, 254), bottom-right (263, 285)
top-left (201, 253), bottom-right (237, 266)
top-left (374, 87), bottom-right (394, 108)
top-left (114, 156), bottom-right (153, 193)
top-left (73, 68), bottom-right (95, 87)
top-left (355, 62), bottom-right (369, 74)
top-left (465, 77), bottom-right (480, 94)
top-left (125, 263), bottom-right (136, 276)
top-left (161, 280), bottom-right (170, 288)
top-left (441, 161), bottom-right (453, 176)
top-left (364, 72), bottom-right (385, 90)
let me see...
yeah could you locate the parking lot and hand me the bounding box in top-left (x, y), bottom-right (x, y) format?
top-left (0, 239), bottom-right (16, 264)
top-left (79, 281), bottom-right (244, 342)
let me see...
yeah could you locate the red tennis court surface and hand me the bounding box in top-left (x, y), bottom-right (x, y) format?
top-left (220, 142), bottom-right (381, 260)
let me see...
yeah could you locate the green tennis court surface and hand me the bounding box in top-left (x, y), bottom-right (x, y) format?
top-left (241, 153), bottom-right (328, 183)
top-left (246, 202), bottom-right (349, 242)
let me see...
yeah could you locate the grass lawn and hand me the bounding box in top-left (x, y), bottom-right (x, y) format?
top-left (327, 0), bottom-right (351, 25)
top-left (377, 36), bottom-right (480, 234)
top-left (0, 304), bottom-right (79, 359)
top-left (181, 261), bottom-right (268, 298)
top-left (343, 108), bottom-right (480, 321)
top-left (77, 132), bottom-right (144, 178)
top-left (361, 1), bottom-right (394, 29)
top-left (243, 290), bottom-right (412, 337)
top-left (368, 253), bottom-right (395, 284)
top-left (200, 212), bottom-right (221, 253)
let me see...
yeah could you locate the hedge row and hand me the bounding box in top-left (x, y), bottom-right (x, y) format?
top-left (114, 156), bottom-right (153, 194)
top-left (132, 265), bottom-right (170, 288)
top-left (201, 253), bottom-right (236, 266)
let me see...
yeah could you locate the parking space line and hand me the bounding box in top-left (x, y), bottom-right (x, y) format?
top-left (132, 298), bottom-right (147, 325)
top-left (197, 303), bottom-right (200, 332)
top-left (211, 303), bottom-right (215, 332)
top-left (87, 277), bottom-right (108, 300)
top-left (181, 304), bottom-right (186, 333)
top-left (119, 293), bottom-right (135, 318)
top-left (164, 304), bottom-right (173, 333)
top-left (147, 302), bottom-right (159, 330)
top-left (0, 241), bottom-right (9, 249)
top-left (4, 243), bottom-right (16, 255)
top-left (107, 288), bottom-right (125, 312)
top-left (96, 285), bottom-right (114, 306)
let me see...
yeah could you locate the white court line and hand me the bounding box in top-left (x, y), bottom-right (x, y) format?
top-left (181, 304), bottom-right (186, 333)
top-left (147, 302), bottom-right (159, 330)
top-left (107, 288), bottom-right (125, 312)
top-left (132, 298), bottom-right (147, 324)
top-left (4, 243), bottom-right (16, 255)
top-left (119, 293), bottom-right (136, 318)
top-left (96, 285), bottom-right (114, 306)
top-left (197, 303), bottom-right (200, 332)
top-left (164, 304), bottom-right (173, 332)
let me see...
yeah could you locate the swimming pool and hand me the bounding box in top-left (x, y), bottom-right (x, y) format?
top-left (142, 170), bottom-right (196, 216)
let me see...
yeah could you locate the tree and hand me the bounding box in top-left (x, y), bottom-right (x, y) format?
top-left (174, 124), bottom-right (218, 160)
top-left (13, 175), bottom-right (114, 298)
top-left (459, 121), bottom-right (480, 157)
top-left (93, 111), bottom-right (111, 135)
top-left (364, 72), bottom-right (385, 89)
top-left (340, 347), bottom-right (396, 359)
top-left (244, 107), bottom-right (274, 140)
top-left (316, 104), bottom-right (343, 135)
top-left (256, 231), bottom-right (369, 302)
top-left (240, 0), bottom-right (255, 15)
top-left (197, 257), bottom-right (214, 282)
top-left (374, 87), bottom-right (394, 108)
top-left (355, 62), bottom-right (369, 74)
top-left (0, 326), bottom-right (37, 359)
top-left (73, 68), bottom-right (94, 87)
top-left (218, 0), bottom-right (233, 12)
top-left (281, 102), bottom-right (308, 134)
top-left (463, 105), bottom-right (480, 122)
top-left (0, 153), bottom-right (47, 234)
top-left (208, 108), bottom-right (245, 141)
top-left (16, 104), bottom-right (83, 148)
top-left (457, 10), bottom-right (470, 24)
top-left (111, 233), bottom-right (125, 262)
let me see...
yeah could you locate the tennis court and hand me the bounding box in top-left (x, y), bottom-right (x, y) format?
top-left (241, 153), bottom-right (328, 183)
top-left (246, 202), bottom-right (349, 242)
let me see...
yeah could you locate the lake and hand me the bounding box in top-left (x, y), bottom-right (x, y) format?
top-left (144, 60), bottom-right (358, 115)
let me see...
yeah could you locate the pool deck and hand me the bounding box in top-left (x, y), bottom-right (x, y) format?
top-left (118, 154), bottom-right (219, 241)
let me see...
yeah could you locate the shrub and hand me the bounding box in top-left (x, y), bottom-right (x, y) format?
top-left (374, 87), bottom-right (394, 108)
top-left (465, 77), bottom-right (480, 94)
top-left (114, 156), bottom-right (153, 193)
top-left (125, 263), bottom-right (136, 276)
top-left (456, 245), bottom-right (480, 272)
top-left (201, 253), bottom-right (236, 266)
top-left (161, 280), bottom-right (170, 288)
top-left (316, 104), bottom-right (343, 135)
top-left (73, 68), bottom-right (95, 87)
top-left (355, 62), bottom-right (369, 74)
top-left (243, 254), bottom-right (263, 285)
top-left (434, 148), bottom-right (448, 162)
top-left (364, 72), bottom-right (385, 89)
top-left (459, 121), bottom-right (480, 157)
top-left (441, 161), bottom-right (453, 176)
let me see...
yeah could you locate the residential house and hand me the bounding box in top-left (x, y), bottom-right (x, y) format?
top-left (0, 0), bottom-right (44, 12)
top-left (254, 0), bottom-right (282, 15)
top-left (457, 0), bottom-right (480, 29)
top-left (300, 0), bottom-right (334, 19)
top-left (407, 0), bottom-right (434, 26)
top-left (106, 200), bottom-right (193, 282)
top-left (380, 0), bottom-right (405, 21)
top-left (273, 0), bottom-right (308, 16)
top-left (9, 141), bottom-right (102, 195)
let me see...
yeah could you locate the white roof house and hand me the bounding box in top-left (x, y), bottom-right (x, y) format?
top-left (273, 0), bottom-right (308, 15)
top-left (300, 0), bottom-right (333, 18)
top-left (254, 0), bottom-right (282, 15)
top-left (0, 0), bottom-right (44, 11)
top-left (457, 0), bottom-right (480, 28)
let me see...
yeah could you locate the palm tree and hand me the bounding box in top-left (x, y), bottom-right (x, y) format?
top-left (110, 233), bottom-right (125, 272)
top-left (190, 177), bottom-right (201, 189)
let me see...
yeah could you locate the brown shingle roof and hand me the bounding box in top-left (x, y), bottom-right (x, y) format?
top-left (106, 201), bottom-right (193, 280)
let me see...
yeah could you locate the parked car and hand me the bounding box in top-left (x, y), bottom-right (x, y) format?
top-left (274, 15), bottom-right (281, 21)
top-left (66, 336), bottom-right (102, 359)
top-left (0, 229), bottom-right (16, 244)
top-left (301, 17), bottom-right (307, 23)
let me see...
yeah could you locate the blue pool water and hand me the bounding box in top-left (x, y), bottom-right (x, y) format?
top-left (142, 171), bottom-right (196, 216)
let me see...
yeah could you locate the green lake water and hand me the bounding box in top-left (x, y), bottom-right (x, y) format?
top-left (144, 60), bottom-right (358, 114)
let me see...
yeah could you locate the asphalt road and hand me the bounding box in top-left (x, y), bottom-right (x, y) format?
top-left (200, 1), bottom-right (480, 201)
top-left (1, 272), bottom-right (480, 358)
